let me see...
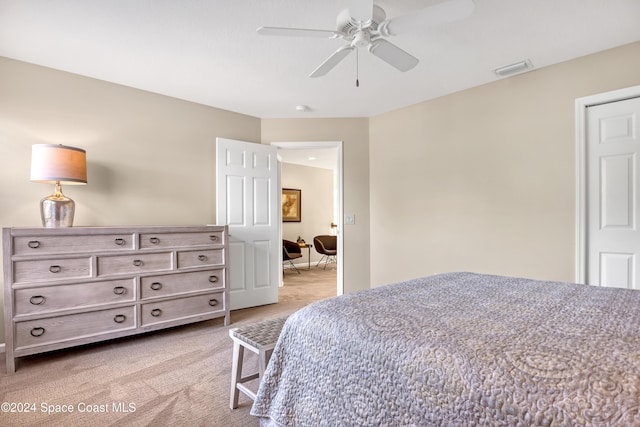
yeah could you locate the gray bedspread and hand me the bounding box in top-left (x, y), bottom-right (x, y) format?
top-left (250, 272), bottom-right (640, 426)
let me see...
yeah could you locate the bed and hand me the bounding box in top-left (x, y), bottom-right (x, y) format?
top-left (250, 272), bottom-right (640, 426)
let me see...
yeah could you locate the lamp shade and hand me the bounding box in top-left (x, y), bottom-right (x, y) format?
top-left (30, 144), bottom-right (87, 184)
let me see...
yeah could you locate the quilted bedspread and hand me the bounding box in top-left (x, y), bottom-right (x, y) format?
top-left (251, 272), bottom-right (640, 426)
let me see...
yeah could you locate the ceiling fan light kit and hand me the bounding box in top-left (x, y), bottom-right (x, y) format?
top-left (257, 0), bottom-right (475, 80)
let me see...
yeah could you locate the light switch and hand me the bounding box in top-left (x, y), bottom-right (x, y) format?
top-left (345, 214), bottom-right (355, 225)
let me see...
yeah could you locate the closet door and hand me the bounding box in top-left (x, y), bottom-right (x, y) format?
top-left (586, 96), bottom-right (640, 289)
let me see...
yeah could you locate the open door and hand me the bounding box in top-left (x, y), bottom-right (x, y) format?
top-left (216, 138), bottom-right (279, 310)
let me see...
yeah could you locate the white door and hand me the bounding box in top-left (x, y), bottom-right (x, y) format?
top-left (216, 137), bottom-right (279, 310)
top-left (586, 97), bottom-right (640, 289)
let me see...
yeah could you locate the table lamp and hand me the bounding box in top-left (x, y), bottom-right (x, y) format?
top-left (30, 144), bottom-right (87, 227)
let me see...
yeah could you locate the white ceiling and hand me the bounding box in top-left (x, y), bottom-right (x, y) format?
top-left (278, 147), bottom-right (338, 170)
top-left (1, 0), bottom-right (639, 119)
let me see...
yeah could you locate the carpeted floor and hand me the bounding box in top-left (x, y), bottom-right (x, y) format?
top-left (0, 266), bottom-right (336, 427)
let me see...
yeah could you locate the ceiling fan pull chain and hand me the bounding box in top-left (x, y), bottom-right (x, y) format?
top-left (356, 48), bottom-right (360, 87)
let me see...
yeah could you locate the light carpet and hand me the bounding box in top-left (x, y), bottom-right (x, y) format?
top-left (0, 266), bottom-right (336, 427)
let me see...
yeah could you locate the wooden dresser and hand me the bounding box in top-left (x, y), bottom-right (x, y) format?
top-left (2, 225), bottom-right (229, 374)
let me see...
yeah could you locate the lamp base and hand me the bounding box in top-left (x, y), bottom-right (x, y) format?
top-left (40, 183), bottom-right (75, 227)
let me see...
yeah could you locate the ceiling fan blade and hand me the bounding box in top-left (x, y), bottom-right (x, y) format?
top-left (347, 0), bottom-right (374, 23)
top-left (368, 39), bottom-right (419, 72)
top-left (309, 45), bottom-right (355, 78)
top-left (380, 0), bottom-right (475, 36)
top-left (257, 26), bottom-right (341, 38)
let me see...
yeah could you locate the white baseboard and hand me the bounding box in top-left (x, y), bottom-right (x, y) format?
top-left (284, 260), bottom-right (334, 270)
top-left (284, 261), bottom-right (315, 270)
top-left (284, 263), bottom-right (306, 269)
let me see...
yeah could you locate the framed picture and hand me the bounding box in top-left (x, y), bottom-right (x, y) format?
top-left (282, 188), bottom-right (301, 222)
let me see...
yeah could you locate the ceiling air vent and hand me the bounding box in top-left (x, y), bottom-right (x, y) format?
top-left (493, 59), bottom-right (533, 78)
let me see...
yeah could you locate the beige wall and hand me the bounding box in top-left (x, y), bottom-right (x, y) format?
top-left (1, 41), bottom-right (639, 346)
top-left (0, 58), bottom-right (262, 344)
top-left (369, 42), bottom-right (640, 286)
top-left (261, 119), bottom-right (371, 294)
top-left (281, 162), bottom-right (334, 266)
top-left (0, 58), bottom-right (261, 228)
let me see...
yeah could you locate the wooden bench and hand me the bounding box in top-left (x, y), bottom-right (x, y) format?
top-left (229, 316), bottom-right (288, 409)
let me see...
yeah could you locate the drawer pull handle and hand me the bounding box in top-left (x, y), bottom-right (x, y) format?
top-left (29, 295), bottom-right (46, 305)
top-left (150, 282), bottom-right (162, 291)
top-left (114, 314), bottom-right (127, 323)
top-left (28, 240), bottom-right (41, 249)
top-left (209, 298), bottom-right (218, 307)
top-left (209, 275), bottom-right (219, 283)
top-left (113, 286), bottom-right (126, 295)
top-left (114, 238), bottom-right (126, 246)
top-left (150, 237), bottom-right (160, 245)
top-left (209, 235), bottom-right (218, 242)
top-left (151, 308), bottom-right (162, 317)
top-left (133, 259), bottom-right (143, 267)
top-left (198, 255), bottom-right (207, 262)
top-left (30, 327), bottom-right (46, 337)
top-left (49, 265), bottom-right (62, 273)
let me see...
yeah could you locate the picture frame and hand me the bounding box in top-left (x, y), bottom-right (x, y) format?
top-left (282, 188), bottom-right (301, 222)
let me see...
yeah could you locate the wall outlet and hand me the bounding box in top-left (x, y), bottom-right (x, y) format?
top-left (345, 214), bottom-right (355, 225)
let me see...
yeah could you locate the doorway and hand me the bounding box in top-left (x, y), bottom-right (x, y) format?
top-left (576, 85), bottom-right (640, 288)
top-left (272, 141), bottom-right (344, 296)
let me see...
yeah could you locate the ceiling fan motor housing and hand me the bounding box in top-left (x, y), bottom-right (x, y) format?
top-left (337, 5), bottom-right (387, 37)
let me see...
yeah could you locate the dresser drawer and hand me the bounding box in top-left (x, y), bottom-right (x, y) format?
top-left (14, 306), bottom-right (136, 350)
top-left (177, 248), bottom-right (224, 269)
top-left (13, 257), bottom-right (91, 284)
top-left (140, 270), bottom-right (225, 299)
top-left (140, 292), bottom-right (225, 327)
top-left (97, 252), bottom-right (172, 276)
top-left (139, 231), bottom-right (223, 249)
top-left (12, 233), bottom-right (135, 256)
top-left (14, 278), bottom-right (135, 316)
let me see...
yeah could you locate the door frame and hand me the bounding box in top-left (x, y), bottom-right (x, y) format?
top-left (271, 140), bottom-right (344, 296)
top-left (575, 84), bottom-right (640, 284)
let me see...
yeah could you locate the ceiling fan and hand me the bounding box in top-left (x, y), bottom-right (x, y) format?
top-left (257, 0), bottom-right (475, 79)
